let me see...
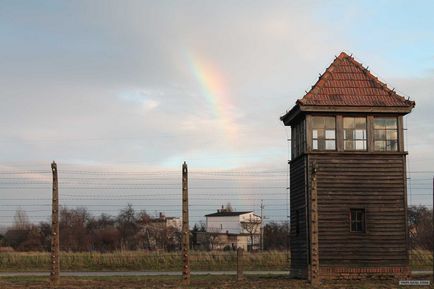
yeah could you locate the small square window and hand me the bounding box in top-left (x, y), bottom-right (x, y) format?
top-left (350, 209), bottom-right (365, 232)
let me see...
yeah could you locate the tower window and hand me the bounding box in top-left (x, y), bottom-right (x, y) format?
top-left (350, 209), bottom-right (365, 232)
top-left (343, 117), bottom-right (367, 150)
top-left (374, 117), bottom-right (398, 151)
top-left (312, 116), bottom-right (336, 150)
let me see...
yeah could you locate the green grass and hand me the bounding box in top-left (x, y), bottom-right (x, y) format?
top-left (0, 250), bottom-right (289, 272)
top-left (410, 249), bottom-right (433, 271)
top-left (0, 250), bottom-right (431, 272)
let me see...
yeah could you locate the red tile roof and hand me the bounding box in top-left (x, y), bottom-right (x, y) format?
top-left (297, 52), bottom-right (415, 107)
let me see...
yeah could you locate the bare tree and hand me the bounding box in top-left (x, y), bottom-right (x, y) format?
top-left (116, 204), bottom-right (138, 250)
top-left (224, 202), bottom-right (234, 212)
top-left (205, 227), bottom-right (225, 250)
top-left (408, 205), bottom-right (433, 250)
top-left (13, 209), bottom-right (30, 230)
top-left (241, 215), bottom-right (261, 251)
top-left (263, 221), bottom-right (289, 250)
top-left (59, 207), bottom-right (91, 251)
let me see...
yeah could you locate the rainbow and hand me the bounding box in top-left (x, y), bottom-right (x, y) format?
top-left (186, 52), bottom-right (239, 144)
top-left (186, 52), bottom-right (259, 207)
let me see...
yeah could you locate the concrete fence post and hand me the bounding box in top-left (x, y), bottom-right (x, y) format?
top-left (50, 161), bottom-right (60, 287)
top-left (237, 247), bottom-right (244, 281)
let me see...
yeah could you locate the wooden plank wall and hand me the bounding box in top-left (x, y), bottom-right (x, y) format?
top-left (309, 153), bottom-right (408, 267)
top-left (290, 155), bottom-right (308, 277)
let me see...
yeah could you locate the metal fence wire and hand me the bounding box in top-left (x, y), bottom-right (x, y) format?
top-left (0, 164), bottom-right (432, 285)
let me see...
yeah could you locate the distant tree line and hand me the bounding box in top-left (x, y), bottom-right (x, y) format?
top-left (0, 205), bottom-right (430, 252)
top-left (0, 204), bottom-right (181, 252)
top-left (408, 205), bottom-right (433, 250)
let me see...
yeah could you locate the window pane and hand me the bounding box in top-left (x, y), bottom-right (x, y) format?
top-left (318, 140), bottom-right (326, 150)
top-left (343, 118), bottom-right (354, 129)
top-left (313, 140), bottom-right (318, 150)
top-left (355, 118), bottom-right (366, 129)
top-left (312, 117), bottom-right (325, 128)
top-left (312, 129), bottom-right (318, 139)
top-left (386, 130), bottom-right (397, 140)
top-left (325, 140), bottom-right (335, 150)
top-left (355, 140), bottom-right (365, 150)
top-left (325, 117), bottom-right (336, 129)
top-left (325, 130), bottom-right (335, 139)
top-left (354, 129), bottom-right (364, 140)
top-left (375, 141), bottom-right (386, 151)
top-left (385, 118), bottom-right (397, 129)
top-left (387, 140), bottom-right (398, 151)
top-left (374, 130), bottom-right (385, 140)
top-left (374, 118), bottom-right (386, 129)
top-left (344, 140), bottom-right (353, 150)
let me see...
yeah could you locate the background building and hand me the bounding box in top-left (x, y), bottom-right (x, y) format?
top-left (202, 208), bottom-right (262, 251)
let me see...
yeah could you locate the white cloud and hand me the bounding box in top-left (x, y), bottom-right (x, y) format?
top-left (0, 1), bottom-right (432, 176)
top-left (118, 89), bottom-right (160, 111)
top-left (143, 99), bottom-right (159, 111)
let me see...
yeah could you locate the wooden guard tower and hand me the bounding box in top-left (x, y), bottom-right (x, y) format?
top-left (280, 52), bottom-right (415, 280)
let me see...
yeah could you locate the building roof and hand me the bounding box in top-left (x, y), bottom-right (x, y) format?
top-left (205, 211), bottom-right (253, 217)
top-left (280, 52), bottom-right (415, 123)
top-left (299, 52), bottom-right (414, 107)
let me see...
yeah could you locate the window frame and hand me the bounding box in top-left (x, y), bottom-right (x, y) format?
top-left (311, 116), bottom-right (336, 151)
top-left (343, 116), bottom-right (368, 151)
top-left (349, 208), bottom-right (366, 233)
top-left (373, 116), bottom-right (399, 152)
top-left (306, 114), bottom-right (403, 153)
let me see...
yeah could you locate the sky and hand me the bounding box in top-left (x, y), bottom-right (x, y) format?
top-left (0, 1), bottom-right (433, 226)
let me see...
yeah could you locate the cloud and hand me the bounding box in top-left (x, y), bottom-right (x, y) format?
top-left (119, 90), bottom-right (160, 111)
top-left (1, 1), bottom-right (434, 224)
top-left (0, 1), bottom-right (433, 174)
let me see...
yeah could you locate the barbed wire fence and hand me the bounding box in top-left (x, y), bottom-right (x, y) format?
top-left (406, 171), bottom-right (434, 274)
top-left (0, 163), bottom-right (432, 284)
top-left (0, 163), bottom-right (291, 284)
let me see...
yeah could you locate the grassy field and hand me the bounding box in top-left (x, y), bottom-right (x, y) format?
top-left (411, 250), bottom-right (433, 270)
top-left (0, 250), bottom-right (289, 271)
top-left (0, 250), bottom-right (431, 272)
top-left (0, 274), bottom-right (433, 289)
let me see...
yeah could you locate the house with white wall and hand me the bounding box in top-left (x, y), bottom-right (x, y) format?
top-left (204, 209), bottom-right (261, 251)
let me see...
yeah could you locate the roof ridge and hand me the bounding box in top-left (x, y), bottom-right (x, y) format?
top-left (298, 52), bottom-right (415, 107)
top-left (342, 53), bottom-right (412, 105)
top-left (310, 54), bottom-right (344, 95)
